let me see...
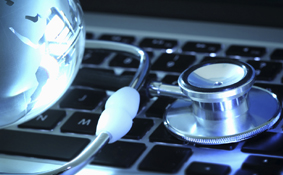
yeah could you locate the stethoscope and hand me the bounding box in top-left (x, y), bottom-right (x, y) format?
top-left (4, 40), bottom-right (281, 174)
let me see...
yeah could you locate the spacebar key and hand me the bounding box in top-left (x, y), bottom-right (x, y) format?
top-left (0, 130), bottom-right (90, 161)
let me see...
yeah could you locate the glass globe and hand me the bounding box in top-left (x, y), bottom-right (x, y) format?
top-left (0, 0), bottom-right (85, 127)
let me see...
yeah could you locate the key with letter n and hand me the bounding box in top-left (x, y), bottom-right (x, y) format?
top-left (37, 114), bottom-right (48, 121)
top-left (19, 110), bottom-right (66, 130)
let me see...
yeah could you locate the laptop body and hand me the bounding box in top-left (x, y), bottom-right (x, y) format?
top-left (1, 0), bottom-right (283, 174)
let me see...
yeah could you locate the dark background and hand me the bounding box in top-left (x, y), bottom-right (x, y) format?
top-left (80, 0), bottom-right (283, 28)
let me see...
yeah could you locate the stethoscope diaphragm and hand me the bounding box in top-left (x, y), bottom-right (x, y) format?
top-left (163, 59), bottom-right (281, 145)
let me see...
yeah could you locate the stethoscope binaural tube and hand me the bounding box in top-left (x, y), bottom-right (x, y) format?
top-left (1, 40), bottom-right (150, 175)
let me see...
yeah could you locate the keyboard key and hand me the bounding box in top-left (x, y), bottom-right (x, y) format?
top-left (145, 51), bottom-right (154, 59)
top-left (0, 130), bottom-right (90, 161)
top-left (123, 118), bottom-right (154, 140)
top-left (91, 141), bottom-right (146, 168)
top-left (161, 74), bottom-right (179, 85)
top-left (82, 49), bottom-right (110, 65)
top-left (61, 112), bottom-right (99, 135)
top-left (138, 145), bottom-right (192, 173)
top-left (73, 68), bottom-right (134, 91)
top-left (73, 68), bottom-right (120, 90)
top-left (152, 53), bottom-right (196, 73)
top-left (235, 169), bottom-right (265, 175)
top-left (121, 71), bottom-right (157, 82)
top-left (139, 38), bottom-right (178, 50)
top-left (270, 49), bottom-right (283, 60)
top-left (60, 89), bottom-right (106, 110)
top-left (18, 110), bottom-right (66, 130)
top-left (241, 155), bottom-right (283, 174)
top-left (201, 56), bottom-right (233, 62)
top-left (99, 34), bottom-right (135, 44)
top-left (247, 60), bottom-right (282, 81)
top-left (182, 41), bottom-right (221, 53)
top-left (226, 45), bottom-right (266, 57)
top-left (149, 123), bottom-right (184, 144)
top-left (185, 162), bottom-right (231, 175)
top-left (146, 97), bottom-right (176, 118)
top-left (109, 53), bottom-right (139, 68)
top-left (241, 132), bottom-right (283, 156)
top-left (195, 143), bottom-right (238, 150)
top-left (86, 32), bottom-right (94, 40)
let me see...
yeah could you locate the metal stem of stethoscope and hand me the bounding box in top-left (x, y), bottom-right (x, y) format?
top-left (3, 40), bottom-right (281, 174)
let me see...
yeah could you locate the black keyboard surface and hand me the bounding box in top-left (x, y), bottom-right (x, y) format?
top-left (1, 13), bottom-right (283, 175)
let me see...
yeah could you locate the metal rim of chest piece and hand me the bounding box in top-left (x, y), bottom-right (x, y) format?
top-left (163, 59), bottom-right (282, 145)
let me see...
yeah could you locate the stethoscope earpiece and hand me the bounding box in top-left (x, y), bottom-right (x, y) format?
top-left (96, 87), bottom-right (140, 143)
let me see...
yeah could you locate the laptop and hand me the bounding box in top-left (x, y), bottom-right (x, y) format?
top-left (1, 0), bottom-right (283, 174)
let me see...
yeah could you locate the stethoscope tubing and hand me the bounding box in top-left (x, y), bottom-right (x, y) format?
top-left (0, 40), bottom-right (151, 175)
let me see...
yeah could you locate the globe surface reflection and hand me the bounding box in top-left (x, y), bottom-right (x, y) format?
top-left (0, 0), bottom-right (85, 127)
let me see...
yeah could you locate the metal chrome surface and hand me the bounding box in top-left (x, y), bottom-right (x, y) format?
top-left (164, 86), bottom-right (281, 145)
top-left (178, 59), bottom-right (255, 103)
top-left (187, 63), bottom-right (246, 89)
top-left (148, 81), bottom-right (187, 99)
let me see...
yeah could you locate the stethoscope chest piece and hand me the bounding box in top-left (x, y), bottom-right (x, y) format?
top-left (164, 59), bottom-right (281, 145)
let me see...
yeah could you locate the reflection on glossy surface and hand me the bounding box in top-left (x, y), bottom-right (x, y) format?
top-left (178, 60), bottom-right (255, 103)
top-left (164, 86), bottom-right (281, 145)
top-left (0, 0), bottom-right (85, 127)
top-left (187, 63), bottom-right (246, 88)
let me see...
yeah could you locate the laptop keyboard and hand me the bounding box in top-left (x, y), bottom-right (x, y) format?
top-left (1, 17), bottom-right (283, 175)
